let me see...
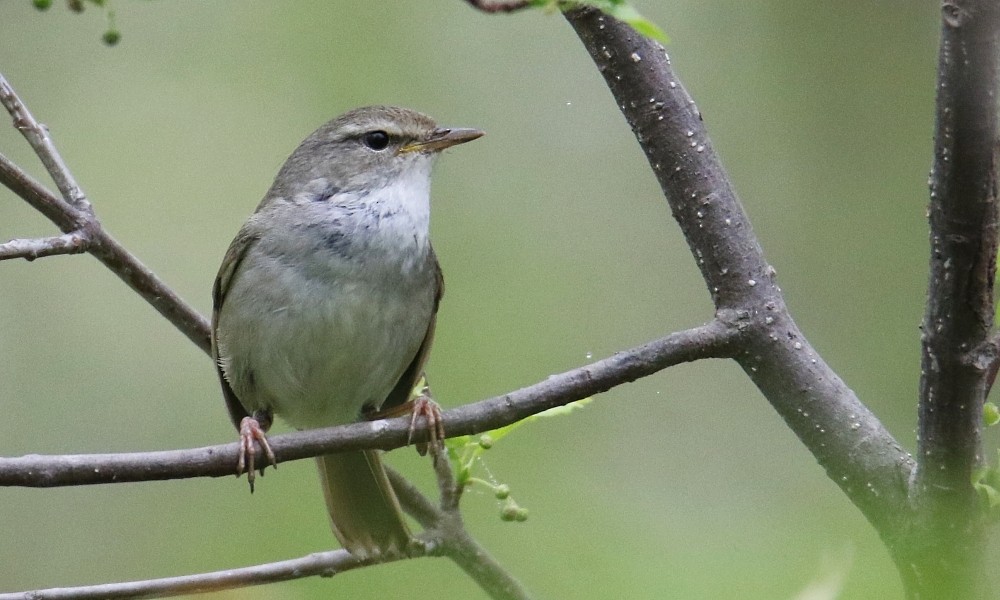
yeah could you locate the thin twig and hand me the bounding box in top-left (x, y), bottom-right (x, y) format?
top-left (463, 0), bottom-right (533, 13)
top-left (0, 232), bottom-right (90, 261)
top-left (0, 117), bottom-right (211, 354)
top-left (0, 320), bottom-right (738, 487)
top-left (0, 546), bottom-right (399, 600)
top-left (431, 443), bottom-right (462, 513)
top-left (0, 74), bottom-right (91, 214)
top-left (387, 466), bottom-right (444, 530)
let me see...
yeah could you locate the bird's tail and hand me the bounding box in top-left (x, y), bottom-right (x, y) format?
top-left (316, 450), bottom-right (411, 558)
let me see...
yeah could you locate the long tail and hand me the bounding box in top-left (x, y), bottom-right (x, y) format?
top-left (315, 450), bottom-right (411, 558)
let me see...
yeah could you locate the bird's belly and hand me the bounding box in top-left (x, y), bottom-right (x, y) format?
top-left (217, 259), bottom-right (434, 430)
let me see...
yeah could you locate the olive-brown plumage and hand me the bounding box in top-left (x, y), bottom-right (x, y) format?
top-left (211, 106), bottom-right (482, 556)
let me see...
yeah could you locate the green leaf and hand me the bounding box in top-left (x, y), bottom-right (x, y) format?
top-left (581, 1), bottom-right (669, 44)
top-left (985, 402), bottom-right (1000, 427)
top-left (485, 397), bottom-right (593, 444)
top-left (445, 398), bottom-right (593, 497)
top-left (973, 477), bottom-right (1000, 510)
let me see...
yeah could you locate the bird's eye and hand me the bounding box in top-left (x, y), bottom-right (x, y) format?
top-left (362, 130), bottom-right (390, 151)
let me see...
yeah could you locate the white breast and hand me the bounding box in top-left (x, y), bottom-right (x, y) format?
top-left (216, 172), bottom-right (437, 429)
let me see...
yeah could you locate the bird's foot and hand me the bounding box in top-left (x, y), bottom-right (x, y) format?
top-left (368, 385), bottom-right (444, 455)
top-left (406, 392), bottom-right (444, 455)
top-left (237, 413), bottom-right (276, 493)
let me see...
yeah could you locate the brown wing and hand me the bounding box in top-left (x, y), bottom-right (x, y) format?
top-left (211, 226), bottom-right (259, 429)
top-left (380, 245), bottom-right (444, 412)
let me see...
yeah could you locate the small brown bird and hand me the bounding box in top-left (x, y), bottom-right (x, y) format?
top-left (211, 106), bottom-right (483, 557)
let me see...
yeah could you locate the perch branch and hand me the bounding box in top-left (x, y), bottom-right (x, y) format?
top-left (0, 319), bottom-right (738, 487)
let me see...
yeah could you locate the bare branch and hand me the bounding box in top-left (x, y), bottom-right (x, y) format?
top-left (0, 81), bottom-right (211, 354)
top-left (386, 468), bottom-right (533, 600)
top-left (905, 1), bottom-right (1000, 596)
top-left (0, 546), bottom-right (401, 600)
top-left (387, 466), bottom-right (444, 529)
top-left (0, 320), bottom-right (738, 487)
top-left (0, 73), bottom-right (91, 213)
top-left (0, 231), bottom-right (89, 261)
top-left (0, 152), bottom-right (85, 232)
top-left (562, 7), bottom-right (914, 539)
top-left (0, 446), bottom-right (521, 600)
top-left (432, 444), bottom-right (462, 513)
top-left (462, 0), bottom-right (532, 14)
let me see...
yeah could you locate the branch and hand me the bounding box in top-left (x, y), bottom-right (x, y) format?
top-left (0, 320), bottom-right (737, 487)
top-left (462, 0), bottom-right (532, 13)
top-left (0, 232), bottom-right (89, 260)
top-left (916, 0), bottom-right (999, 500)
top-left (0, 546), bottom-right (399, 600)
top-left (0, 73), bottom-right (92, 214)
top-left (387, 467), bottom-right (534, 600)
top-left (905, 0), bottom-right (1000, 596)
top-left (0, 78), bottom-right (211, 354)
top-left (561, 7), bottom-right (914, 538)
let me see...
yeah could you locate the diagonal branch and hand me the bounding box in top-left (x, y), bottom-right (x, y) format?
top-left (0, 319), bottom-right (738, 487)
top-left (0, 74), bottom-right (92, 214)
top-left (0, 130), bottom-right (211, 355)
top-left (560, 6), bottom-right (914, 541)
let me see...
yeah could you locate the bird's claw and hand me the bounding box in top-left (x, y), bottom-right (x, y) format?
top-left (237, 415), bottom-right (276, 493)
top-left (407, 393), bottom-right (444, 456)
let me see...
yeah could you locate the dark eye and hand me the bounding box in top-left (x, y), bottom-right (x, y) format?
top-left (362, 130), bottom-right (390, 151)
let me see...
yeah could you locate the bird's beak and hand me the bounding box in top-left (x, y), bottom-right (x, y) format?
top-left (400, 127), bottom-right (485, 154)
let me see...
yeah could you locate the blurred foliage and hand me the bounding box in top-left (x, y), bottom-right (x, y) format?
top-left (30, 0), bottom-right (120, 45)
top-left (1, 1), bottom-right (988, 599)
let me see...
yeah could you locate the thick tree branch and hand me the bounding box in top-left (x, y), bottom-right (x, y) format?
top-left (562, 7), bottom-right (914, 542)
top-left (0, 320), bottom-right (737, 487)
top-left (905, 1), bottom-right (1000, 598)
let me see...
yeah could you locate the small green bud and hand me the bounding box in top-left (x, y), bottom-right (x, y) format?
top-left (32, 0), bottom-right (52, 11)
top-left (500, 505), bottom-right (519, 521)
top-left (514, 507), bottom-right (528, 522)
top-left (494, 484), bottom-right (510, 499)
top-left (985, 402), bottom-right (1000, 427)
top-left (478, 434), bottom-right (494, 449)
top-left (67, 0), bottom-right (84, 12)
top-left (102, 28), bottom-right (120, 46)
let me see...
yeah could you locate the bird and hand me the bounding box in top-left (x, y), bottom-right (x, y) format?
top-left (211, 105), bottom-right (483, 557)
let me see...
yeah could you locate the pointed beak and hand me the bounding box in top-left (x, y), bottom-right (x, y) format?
top-left (400, 127), bottom-right (485, 153)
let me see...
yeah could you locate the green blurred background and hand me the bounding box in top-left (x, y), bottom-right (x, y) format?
top-left (1, 1), bottom-right (986, 598)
